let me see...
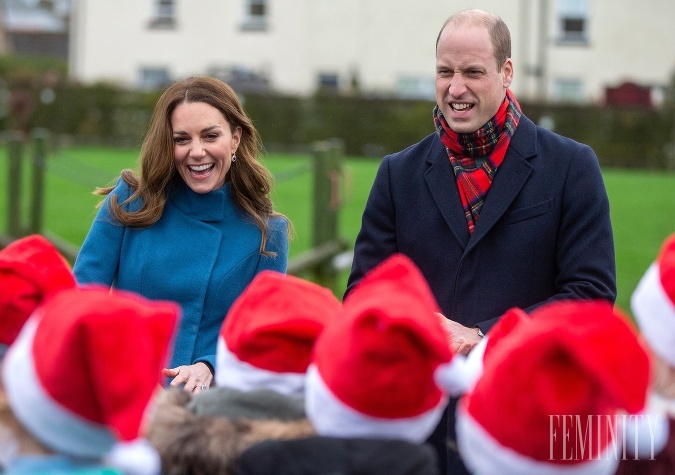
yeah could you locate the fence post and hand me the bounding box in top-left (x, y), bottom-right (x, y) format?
top-left (5, 131), bottom-right (24, 238)
top-left (29, 128), bottom-right (49, 234)
top-left (311, 138), bottom-right (344, 289)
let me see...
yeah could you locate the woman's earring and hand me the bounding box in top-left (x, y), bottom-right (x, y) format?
top-left (231, 153), bottom-right (237, 163)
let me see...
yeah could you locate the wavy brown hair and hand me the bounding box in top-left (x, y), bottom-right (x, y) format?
top-left (96, 76), bottom-right (289, 254)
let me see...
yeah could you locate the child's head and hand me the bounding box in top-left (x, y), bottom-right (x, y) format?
top-left (0, 235), bottom-right (76, 355)
top-left (632, 232), bottom-right (675, 397)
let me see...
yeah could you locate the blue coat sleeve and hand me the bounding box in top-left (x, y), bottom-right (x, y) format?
top-left (255, 215), bottom-right (290, 274)
top-left (73, 179), bottom-right (133, 287)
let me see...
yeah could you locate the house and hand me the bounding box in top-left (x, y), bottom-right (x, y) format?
top-left (1, 0), bottom-right (70, 58)
top-left (68, 0), bottom-right (675, 105)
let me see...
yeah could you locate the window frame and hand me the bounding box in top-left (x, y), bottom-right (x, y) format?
top-left (149, 0), bottom-right (176, 29)
top-left (556, 0), bottom-right (589, 45)
top-left (241, 0), bottom-right (268, 31)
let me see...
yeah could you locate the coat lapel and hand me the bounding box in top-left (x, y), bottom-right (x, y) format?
top-left (466, 117), bottom-right (537, 253)
top-left (424, 116), bottom-right (538, 253)
top-left (424, 139), bottom-right (471, 247)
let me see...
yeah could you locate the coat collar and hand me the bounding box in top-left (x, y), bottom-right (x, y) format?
top-left (424, 115), bottom-right (537, 250)
top-left (169, 178), bottom-right (237, 222)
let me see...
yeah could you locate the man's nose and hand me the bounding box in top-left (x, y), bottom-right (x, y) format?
top-left (447, 72), bottom-right (468, 96)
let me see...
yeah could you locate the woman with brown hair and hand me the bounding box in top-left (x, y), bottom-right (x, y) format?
top-left (73, 76), bottom-right (290, 393)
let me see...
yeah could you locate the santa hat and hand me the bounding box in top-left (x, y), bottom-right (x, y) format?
top-left (2, 286), bottom-right (180, 460)
top-left (0, 234), bottom-right (76, 352)
top-left (306, 253), bottom-right (467, 443)
top-left (631, 232), bottom-right (675, 367)
top-left (456, 300), bottom-right (665, 475)
top-left (216, 270), bottom-right (341, 396)
top-left (459, 306), bottom-right (530, 392)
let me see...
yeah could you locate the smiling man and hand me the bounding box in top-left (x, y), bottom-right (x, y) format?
top-left (345, 9), bottom-right (616, 475)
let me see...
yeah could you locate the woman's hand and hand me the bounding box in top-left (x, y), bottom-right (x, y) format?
top-left (161, 362), bottom-right (213, 393)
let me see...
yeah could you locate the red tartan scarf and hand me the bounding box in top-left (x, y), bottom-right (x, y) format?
top-left (434, 89), bottom-right (522, 234)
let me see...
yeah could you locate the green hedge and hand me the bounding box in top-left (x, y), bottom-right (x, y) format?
top-left (238, 94), bottom-right (675, 169)
top-left (1, 73), bottom-right (673, 169)
top-left (522, 103), bottom-right (674, 170)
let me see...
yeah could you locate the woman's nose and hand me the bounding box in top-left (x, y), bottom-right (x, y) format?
top-left (189, 142), bottom-right (206, 158)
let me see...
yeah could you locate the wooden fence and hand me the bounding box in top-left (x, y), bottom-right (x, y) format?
top-left (1, 131), bottom-right (351, 294)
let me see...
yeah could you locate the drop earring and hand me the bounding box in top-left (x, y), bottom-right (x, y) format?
top-left (231, 153), bottom-right (237, 163)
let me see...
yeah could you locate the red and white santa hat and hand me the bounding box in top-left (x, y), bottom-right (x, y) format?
top-left (306, 253), bottom-right (468, 443)
top-left (216, 270), bottom-right (341, 396)
top-left (456, 300), bottom-right (665, 475)
top-left (631, 232), bottom-right (675, 367)
top-left (459, 306), bottom-right (531, 392)
top-left (2, 286), bottom-right (180, 460)
top-left (0, 234), bottom-right (76, 352)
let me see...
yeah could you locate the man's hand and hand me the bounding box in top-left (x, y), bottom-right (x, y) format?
top-left (436, 312), bottom-right (483, 355)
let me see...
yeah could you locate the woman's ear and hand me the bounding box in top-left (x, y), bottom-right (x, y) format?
top-left (232, 126), bottom-right (243, 151)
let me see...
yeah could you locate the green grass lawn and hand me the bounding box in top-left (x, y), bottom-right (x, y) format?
top-left (604, 168), bottom-right (675, 315)
top-left (1, 145), bottom-right (673, 315)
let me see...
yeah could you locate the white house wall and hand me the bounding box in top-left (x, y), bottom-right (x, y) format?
top-left (69, 0), bottom-right (675, 104)
top-left (543, 0), bottom-right (675, 103)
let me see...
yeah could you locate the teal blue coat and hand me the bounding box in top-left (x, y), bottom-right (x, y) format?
top-left (73, 177), bottom-right (288, 374)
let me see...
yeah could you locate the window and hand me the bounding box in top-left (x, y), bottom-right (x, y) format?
top-left (149, 0), bottom-right (176, 29)
top-left (137, 67), bottom-right (171, 91)
top-left (556, 0), bottom-right (589, 44)
top-left (241, 0), bottom-right (268, 31)
top-left (317, 73), bottom-right (339, 93)
top-left (207, 65), bottom-right (270, 93)
top-left (396, 77), bottom-right (435, 100)
top-left (553, 78), bottom-right (584, 103)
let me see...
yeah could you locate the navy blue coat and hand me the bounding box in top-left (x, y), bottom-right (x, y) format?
top-left (346, 114), bottom-right (616, 331)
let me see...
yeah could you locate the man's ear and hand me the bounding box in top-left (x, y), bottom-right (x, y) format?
top-left (502, 58), bottom-right (514, 88)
